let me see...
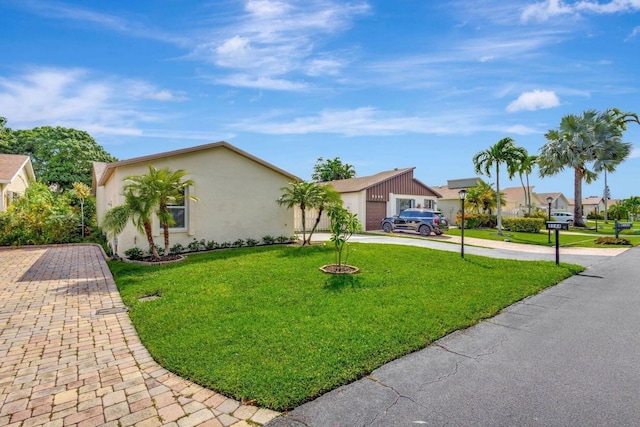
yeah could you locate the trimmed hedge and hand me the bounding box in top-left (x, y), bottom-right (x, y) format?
top-left (455, 213), bottom-right (496, 229)
top-left (502, 217), bottom-right (545, 233)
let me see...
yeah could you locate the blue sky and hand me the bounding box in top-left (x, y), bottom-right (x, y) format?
top-left (1, 0), bottom-right (639, 200)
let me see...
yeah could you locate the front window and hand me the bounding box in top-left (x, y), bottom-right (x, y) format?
top-left (163, 189), bottom-right (187, 229)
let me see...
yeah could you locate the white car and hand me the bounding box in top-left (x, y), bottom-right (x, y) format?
top-left (551, 212), bottom-right (587, 224)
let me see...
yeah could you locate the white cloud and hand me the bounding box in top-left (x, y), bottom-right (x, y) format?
top-left (191, 0), bottom-right (369, 90)
top-left (0, 67), bottom-right (184, 136)
top-left (522, 0), bottom-right (640, 22)
top-left (625, 26), bottom-right (640, 40)
top-left (229, 107), bottom-right (539, 136)
top-left (215, 74), bottom-right (307, 91)
top-left (506, 89), bottom-right (560, 112)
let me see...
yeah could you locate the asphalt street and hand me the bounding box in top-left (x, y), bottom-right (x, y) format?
top-left (268, 237), bottom-right (640, 427)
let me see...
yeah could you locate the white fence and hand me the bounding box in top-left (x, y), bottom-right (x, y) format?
top-left (293, 207), bottom-right (331, 232)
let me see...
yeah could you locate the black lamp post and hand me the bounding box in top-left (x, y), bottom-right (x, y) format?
top-left (547, 196), bottom-right (553, 244)
top-left (459, 189), bottom-right (467, 258)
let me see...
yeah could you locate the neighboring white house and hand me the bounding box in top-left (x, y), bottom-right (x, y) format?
top-left (536, 192), bottom-right (570, 213)
top-left (431, 178), bottom-right (484, 223)
top-left (316, 167), bottom-right (442, 231)
top-left (93, 141), bottom-right (299, 256)
top-left (501, 186), bottom-right (542, 217)
top-left (0, 154), bottom-right (36, 212)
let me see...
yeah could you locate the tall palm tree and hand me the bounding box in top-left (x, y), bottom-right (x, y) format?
top-left (508, 153), bottom-right (537, 216)
top-left (538, 109), bottom-right (634, 227)
top-left (473, 137), bottom-right (526, 235)
top-left (277, 181), bottom-right (323, 245)
top-left (306, 184), bottom-right (342, 245)
top-left (102, 187), bottom-right (159, 259)
top-left (141, 166), bottom-right (197, 255)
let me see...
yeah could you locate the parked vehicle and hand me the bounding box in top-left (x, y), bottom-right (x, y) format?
top-left (381, 208), bottom-right (449, 236)
top-left (551, 212), bottom-right (587, 224)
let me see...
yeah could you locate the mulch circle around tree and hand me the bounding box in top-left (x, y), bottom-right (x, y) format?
top-left (320, 264), bottom-right (360, 274)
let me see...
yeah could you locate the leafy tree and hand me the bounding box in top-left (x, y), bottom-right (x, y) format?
top-left (277, 181), bottom-right (323, 245)
top-left (606, 202), bottom-right (628, 221)
top-left (70, 182), bottom-right (91, 237)
top-left (0, 122), bottom-right (117, 189)
top-left (306, 185), bottom-right (342, 245)
top-left (538, 109), bottom-right (637, 227)
top-left (473, 137), bottom-right (526, 235)
top-left (0, 182), bottom-right (78, 245)
top-left (622, 196), bottom-right (640, 219)
top-left (312, 157), bottom-right (356, 182)
top-left (464, 181), bottom-right (504, 214)
top-left (508, 152), bottom-right (537, 215)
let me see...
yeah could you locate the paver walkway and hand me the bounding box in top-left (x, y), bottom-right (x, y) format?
top-left (0, 245), bottom-right (279, 427)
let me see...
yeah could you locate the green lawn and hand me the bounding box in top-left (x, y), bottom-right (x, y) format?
top-left (446, 226), bottom-right (640, 247)
top-left (109, 244), bottom-right (582, 410)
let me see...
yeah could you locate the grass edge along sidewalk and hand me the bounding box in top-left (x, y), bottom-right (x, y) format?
top-left (109, 243), bottom-right (583, 411)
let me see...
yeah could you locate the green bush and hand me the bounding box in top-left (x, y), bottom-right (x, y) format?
top-left (170, 243), bottom-right (185, 254)
top-left (124, 247), bottom-right (145, 260)
top-left (262, 235), bottom-right (276, 245)
top-left (502, 217), bottom-right (545, 233)
top-left (455, 213), bottom-right (495, 228)
top-left (525, 210), bottom-right (548, 220)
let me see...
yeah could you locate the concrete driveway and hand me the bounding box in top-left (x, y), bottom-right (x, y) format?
top-left (268, 243), bottom-right (640, 426)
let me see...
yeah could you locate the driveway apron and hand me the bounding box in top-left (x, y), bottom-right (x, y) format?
top-left (269, 245), bottom-right (640, 427)
top-left (0, 245), bottom-right (279, 427)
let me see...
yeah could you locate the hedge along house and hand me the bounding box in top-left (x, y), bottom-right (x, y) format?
top-left (0, 154), bottom-right (36, 212)
top-left (93, 142), bottom-right (299, 256)
top-left (320, 168), bottom-right (442, 231)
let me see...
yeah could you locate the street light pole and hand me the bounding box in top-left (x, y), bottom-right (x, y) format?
top-left (459, 189), bottom-right (467, 258)
top-left (547, 196), bottom-right (553, 244)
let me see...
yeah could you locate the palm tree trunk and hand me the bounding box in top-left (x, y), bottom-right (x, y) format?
top-left (518, 173), bottom-right (526, 217)
top-left (300, 203), bottom-right (307, 246)
top-left (307, 206), bottom-right (324, 245)
top-left (496, 164), bottom-right (502, 235)
top-left (143, 221), bottom-right (160, 259)
top-left (574, 167), bottom-right (585, 227)
top-left (163, 225), bottom-right (170, 256)
top-left (525, 172), bottom-right (532, 216)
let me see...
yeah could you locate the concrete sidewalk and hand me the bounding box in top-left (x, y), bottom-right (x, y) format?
top-left (310, 232), bottom-right (626, 267)
top-left (269, 245), bottom-right (640, 426)
top-left (0, 245), bottom-right (279, 427)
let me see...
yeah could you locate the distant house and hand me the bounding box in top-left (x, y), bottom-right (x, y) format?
top-left (304, 168), bottom-right (442, 231)
top-left (568, 197), bottom-right (617, 216)
top-left (431, 178), bottom-right (484, 223)
top-left (93, 142), bottom-right (298, 256)
top-left (0, 154), bottom-right (36, 212)
top-left (501, 186), bottom-right (541, 217)
top-left (536, 192), bottom-right (570, 213)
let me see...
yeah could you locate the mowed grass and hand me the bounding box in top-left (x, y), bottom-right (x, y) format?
top-left (446, 227), bottom-right (640, 247)
top-left (109, 243), bottom-right (583, 411)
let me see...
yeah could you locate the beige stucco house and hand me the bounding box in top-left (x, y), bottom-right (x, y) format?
top-left (536, 192), bottom-right (570, 213)
top-left (93, 142), bottom-right (299, 256)
top-left (0, 154), bottom-right (36, 212)
top-left (431, 178), bottom-right (484, 223)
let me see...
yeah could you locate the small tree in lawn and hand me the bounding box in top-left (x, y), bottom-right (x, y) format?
top-left (326, 204), bottom-right (362, 271)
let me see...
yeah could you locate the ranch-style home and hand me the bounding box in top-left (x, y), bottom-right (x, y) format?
top-left (0, 154), bottom-right (36, 212)
top-left (93, 142), bottom-right (299, 256)
top-left (317, 167), bottom-right (442, 231)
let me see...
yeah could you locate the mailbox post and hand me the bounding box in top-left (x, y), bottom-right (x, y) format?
top-left (614, 220), bottom-right (632, 238)
top-left (546, 221), bottom-right (569, 265)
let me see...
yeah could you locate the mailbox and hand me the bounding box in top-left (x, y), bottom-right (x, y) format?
top-left (546, 221), bottom-right (569, 230)
top-left (617, 222), bottom-right (632, 229)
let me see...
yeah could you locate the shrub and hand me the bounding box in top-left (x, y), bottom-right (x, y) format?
top-left (187, 239), bottom-right (204, 252)
top-left (289, 235), bottom-right (300, 243)
top-left (502, 217), bottom-right (545, 233)
top-left (148, 244), bottom-right (164, 256)
top-left (124, 247), bottom-right (145, 260)
top-left (233, 239), bottom-right (245, 247)
top-left (455, 213), bottom-right (495, 229)
top-left (220, 242), bottom-right (232, 248)
top-left (276, 235), bottom-right (289, 244)
top-left (595, 237), bottom-right (631, 245)
top-left (245, 238), bottom-right (259, 247)
top-left (170, 243), bottom-right (185, 254)
top-left (526, 210), bottom-right (548, 220)
top-left (206, 240), bottom-right (218, 250)
top-left (262, 235), bottom-right (276, 245)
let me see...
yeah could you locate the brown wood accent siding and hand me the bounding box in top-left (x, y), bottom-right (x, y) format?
top-left (365, 171), bottom-right (437, 201)
top-left (366, 201), bottom-right (387, 231)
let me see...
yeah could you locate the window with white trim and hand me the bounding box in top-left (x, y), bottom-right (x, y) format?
top-left (164, 188), bottom-right (187, 229)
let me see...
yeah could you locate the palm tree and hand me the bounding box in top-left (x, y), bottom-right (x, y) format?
top-left (538, 109), bottom-right (634, 227)
top-left (508, 153), bottom-right (537, 216)
top-left (141, 166), bottom-right (197, 255)
top-left (473, 137), bottom-right (526, 235)
top-left (465, 181), bottom-right (503, 214)
top-left (306, 184), bottom-right (342, 245)
top-left (102, 188), bottom-right (159, 259)
top-left (277, 181), bottom-right (323, 245)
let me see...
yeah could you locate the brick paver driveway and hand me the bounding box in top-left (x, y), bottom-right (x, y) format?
top-left (0, 245), bottom-right (278, 427)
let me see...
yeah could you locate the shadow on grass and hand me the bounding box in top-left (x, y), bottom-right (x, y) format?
top-left (323, 274), bottom-right (365, 292)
